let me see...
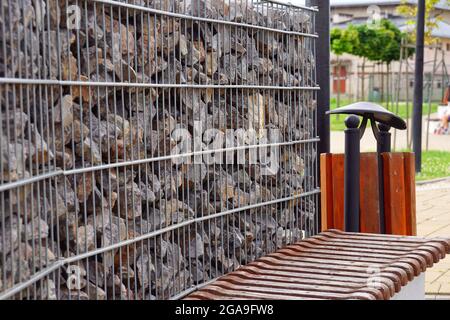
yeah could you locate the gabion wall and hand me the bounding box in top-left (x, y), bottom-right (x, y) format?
top-left (0, 0), bottom-right (319, 300)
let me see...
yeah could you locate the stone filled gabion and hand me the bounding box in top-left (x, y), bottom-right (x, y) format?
top-left (0, 0), bottom-right (318, 299)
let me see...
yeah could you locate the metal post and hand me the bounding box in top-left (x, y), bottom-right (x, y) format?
top-left (377, 123), bottom-right (391, 234)
top-left (308, 0), bottom-right (330, 232)
top-left (412, 0), bottom-right (425, 172)
top-left (309, 0), bottom-right (330, 156)
top-left (344, 115), bottom-right (360, 232)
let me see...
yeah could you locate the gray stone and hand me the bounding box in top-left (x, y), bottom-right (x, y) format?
top-left (0, 215), bottom-right (21, 254)
top-left (116, 182), bottom-right (142, 219)
top-left (136, 251), bottom-right (155, 289)
top-left (23, 217), bottom-right (49, 241)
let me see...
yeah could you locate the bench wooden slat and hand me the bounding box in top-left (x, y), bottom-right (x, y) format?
top-left (185, 230), bottom-right (450, 300)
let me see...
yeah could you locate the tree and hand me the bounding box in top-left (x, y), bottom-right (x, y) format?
top-left (339, 20), bottom-right (413, 101)
top-left (330, 27), bottom-right (359, 108)
top-left (331, 27), bottom-right (359, 56)
top-left (347, 23), bottom-right (384, 100)
top-left (375, 20), bottom-right (414, 107)
top-left (377, 20), bottom-right (405, 64)
top-left (397, 0), bottom-right (450, 44)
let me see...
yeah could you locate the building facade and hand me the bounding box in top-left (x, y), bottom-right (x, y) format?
top-left (331, 0), bottom-right (450, 103)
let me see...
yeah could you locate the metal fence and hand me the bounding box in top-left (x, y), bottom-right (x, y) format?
top-left (0, 0), bottom-right (319, 300)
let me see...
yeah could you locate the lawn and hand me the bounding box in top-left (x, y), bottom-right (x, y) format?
top-left (414, 150), bottom-right (450, 182)
top-left (329, 98), bottom-right (439, 131)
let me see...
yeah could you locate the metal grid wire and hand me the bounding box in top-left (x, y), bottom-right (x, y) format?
top-left (0, 0), bottom-right (319, 300)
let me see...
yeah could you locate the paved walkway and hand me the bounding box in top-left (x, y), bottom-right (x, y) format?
top-left (416, 179), bottom-right (450, 299)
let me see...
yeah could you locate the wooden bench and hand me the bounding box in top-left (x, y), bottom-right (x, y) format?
top-left (185, 229), bottom-right (450, 300)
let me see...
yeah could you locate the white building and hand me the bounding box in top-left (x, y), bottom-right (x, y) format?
top-left (330, 0), bottom-right (450, 102)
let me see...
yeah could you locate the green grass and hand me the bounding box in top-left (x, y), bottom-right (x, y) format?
top-left (413, 151), bottom-right (450, 182)
top-left (329, 98), bottom-right (439, 131)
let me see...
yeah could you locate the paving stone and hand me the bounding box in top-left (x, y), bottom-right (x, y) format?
top-left (417, 180), bottom-right (450, 295)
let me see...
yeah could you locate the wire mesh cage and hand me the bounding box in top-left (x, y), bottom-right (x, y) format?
top-left (0, 0), bottom-right (319, 300)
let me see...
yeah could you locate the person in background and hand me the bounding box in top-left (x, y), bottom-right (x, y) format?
top-left (443, 84), bottom-right (450, 105)
top-left (435, 84), bottom-right (450, 134)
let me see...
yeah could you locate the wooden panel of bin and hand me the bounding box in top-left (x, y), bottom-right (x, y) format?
top-left (320, 153), bottom-right (380, 233)
top-left (359, 153), bottom-right (381, 233)
top-left (382, 152), bottom-right (417, 236)
top-left (404, 153), bottom-right (417, 236)
top-left (320, 152), bottom-right (416, 236)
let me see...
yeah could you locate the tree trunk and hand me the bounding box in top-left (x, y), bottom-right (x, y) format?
top-left (361, 58), bottom-right (366, 100)
top-left (337, 56), bottom-right (341, 109)
top-left (381, 63), bottom-right (385, 104)
top-left (386, 63), bottom-right (390, 111)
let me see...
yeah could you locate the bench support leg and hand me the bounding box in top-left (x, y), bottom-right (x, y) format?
top-left (391, 274), bottom-right (425, 300)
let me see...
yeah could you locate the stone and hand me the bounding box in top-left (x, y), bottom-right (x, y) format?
top-left (258, 32), bottom-right (280, 56)
top-left (258, 57), bottom-right (274, 75)
top-left (74, 224), bottom-right (96, 254)
top-left (158, 198), bottom-right (195, 226)
top-left (188, 232), bottom-right (204, 259)
top-left (158, 168), bottom-right (183, 198)
top-left (139, 181), bottom-right (156, 204)
top-left (0, 215), bottom-right (21, 254)
top-left (247, 94), bottom-right (265, 137)
top-left (103, 15), bottom-right (135, 60)
top-left (27, 124), bottom-right (54, 164)
top-left (31, 246), bottom-right (57, 269)
top-left (276, 227), bottom-right (303, 249)
top-left (166, 242), bottom-right (184, 271)
top-left (136, 250), bottom-right (155, 289)
top-left (55, 150), bottom-right (73, 169)
top-left (85, 186), bottom-right (112, 216)
top-left (37, 279), bottom-right (57, 300)
top-left (23, 217), bottom-right (49, 241)
top-left (207, 169), bottom-right (236, 203)
top-left (128, 91), bottom-right (158, 117)
top-left (178, 34), bottom-right (189, 57)
top-left (71, 119), bottom-right (90, 145)
top-left (60, 289), bottom-right (90, 300)
top-left (75, 137), bottom-right (102, 165)
top-left (182, 0), bottom-right (229, 19)
top-left (87, 282), bottom-right (106, 300)
top-left (205, 52), bottom-right (219, 76)
top-left (1, 110), bottom-right (29, 139)
top-left (186, 40), bottom-right (205, 66)
top-left (105, 273), bottom-right (129, 300)
top-left (53, 176), bottom-right (79, 220)
top-left (116, 182), bottom-right (142, 219)
top-left (153, 262), bottom-right (173, 293)
top-left (182, 163), bottom-right (207, 188)
top-left (0, 139), bottom-right (29, 182)
top-left (89, 213), bottom-right (128, 247)
top-left (232, 169), bottom-right (252, 189)
top-left (187, 190), bottom-right (215, 216)
top-left (74, 172), bottom-right (95, 203)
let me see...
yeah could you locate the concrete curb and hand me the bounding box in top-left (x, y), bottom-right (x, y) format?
top-left (416, 176), bottom-right (450, 186)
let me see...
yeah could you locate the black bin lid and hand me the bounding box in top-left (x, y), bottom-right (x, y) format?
top-left (327, 102), bottom-right (407, 130)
